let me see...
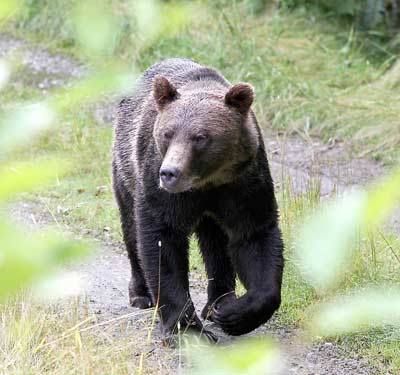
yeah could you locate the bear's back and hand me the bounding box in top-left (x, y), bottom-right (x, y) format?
top-left (123, 58), bottom-right (229, 115)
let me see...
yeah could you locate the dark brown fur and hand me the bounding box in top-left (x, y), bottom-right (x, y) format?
top-left (112, 58), bottom-right (284, 343)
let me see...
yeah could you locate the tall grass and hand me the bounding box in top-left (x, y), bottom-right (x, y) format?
top-left (0, 295), bottom-right (175, 375)
top-left (3, 0), bottom-right (399, 163)
top-left (1, 1), bottom-right (400, 373)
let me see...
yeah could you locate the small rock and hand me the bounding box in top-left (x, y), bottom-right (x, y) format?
top-left (95, 185), bottom-right (108, 196)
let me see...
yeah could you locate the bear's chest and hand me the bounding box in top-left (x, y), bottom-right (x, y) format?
top-left (145, 187), bottom-right (206, 232)
top-left (144, 173), bottom-right (271, 236)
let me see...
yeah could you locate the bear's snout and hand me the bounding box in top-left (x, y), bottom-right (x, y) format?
top-left (160, 166), bottom-right (181, 191)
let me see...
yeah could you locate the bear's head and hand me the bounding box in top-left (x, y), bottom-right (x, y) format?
top-left (152, 75), bottom-right (259, 193)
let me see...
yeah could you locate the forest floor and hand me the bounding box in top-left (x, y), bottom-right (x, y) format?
top-left (1, 32), bottom-right (399, 375)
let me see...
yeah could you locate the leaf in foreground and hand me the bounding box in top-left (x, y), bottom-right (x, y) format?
top-left (49, 64), bottom-right (135, 113)
top-left (71, 0), bottom-right (121, 56)
top-left (296, 169), bottom-right (400, 292)
top-left (296, 191), bottom-right (366, 292)
top-left (365, 169), bottom-right (400, 225)
top-left (0, 0), bottom-right (21, 21)
top-left (0, 159), bottom-right (67, 201)
top-left (0, 59), bottom-right (10, 90)
top-left (133, 0), bottom-right (197, 46)
top-left (0, 218), bottom-right (88, 300)
top-left (0, 103), bottom-right (55, 155)
top-left (186, 338), bottom-right (282, 375)
top-left (311, 287), bottom-right (400, 336)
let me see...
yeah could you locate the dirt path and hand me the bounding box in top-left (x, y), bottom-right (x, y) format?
top-left (2, 33), bottom-right (393, 374)
top-left (10, 200), bottom-right (377, 375)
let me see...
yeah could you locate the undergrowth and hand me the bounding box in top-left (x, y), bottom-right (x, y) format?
top-left (1, 1), bottom-right (400, 373)
top-left (3, 0), bottom-right (399, 164)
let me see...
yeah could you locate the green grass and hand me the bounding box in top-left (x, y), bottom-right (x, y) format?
top-left (0, 294), bottom-right (174, 375)
top-left (1, 1), bottom-right (400, 373)
top-left (4, 0), bottom-right (400, 164)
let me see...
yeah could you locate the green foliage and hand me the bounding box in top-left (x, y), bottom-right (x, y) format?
top-left (12, 0), bottom-right (76, 48)
top-left (280, 0), bottom-right (400, 35)
top-left (297, 169), bottom-right (400, 341)
top-left (187, 338), bottom-right (281, 375)
top-left (296, 192), bottom-right (366, 291)
top-left (0, 121), bottom-right (89, 301)
top-left (366, 170), bottom-right (400, 223)
top-left (0, 104), bottom-right (89, 300)
top-left (297, 170), bottom-right (400, 292)
top-left (0, 160), bottom-right (66, 200)
top-left (71, 0), bottom-right (121, 57)
top-left (4, 0), bottom-right (400, 163)
top-left (1, 0), bottom-right (400, 373)
top-left (311, 287), bottom-right (400, 336)
top-left (0, 0), bottom-right (21, 22)
top-left (0, 219), bottom-right (87, 301)
top-left (0, 103), bottom-right (55, 155)
top-left (0, 0), bottom-right (139, 301)
top-left (281, 0), bottom-right (364, 15)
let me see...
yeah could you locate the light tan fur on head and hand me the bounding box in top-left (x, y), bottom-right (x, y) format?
top-left (152, 76), bottom-right (259, 192)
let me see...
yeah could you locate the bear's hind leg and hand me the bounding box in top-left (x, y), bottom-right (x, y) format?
top-left (196, 216), bottom-right (236, 321)
top-left (113, 171), bottom-right (153, 309)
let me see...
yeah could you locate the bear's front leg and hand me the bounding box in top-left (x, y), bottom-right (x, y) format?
top-left (212, 225), bottom-right (284, 336)
top-left (137, 208), bottom-right (217, 344)
top-left (196, 216), bottom-right (236, 321)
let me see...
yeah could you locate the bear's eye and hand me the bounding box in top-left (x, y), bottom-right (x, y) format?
top-left (164, 131), bottom-right (174, 140)
top-left (192, 134), bottom-right (207, 143)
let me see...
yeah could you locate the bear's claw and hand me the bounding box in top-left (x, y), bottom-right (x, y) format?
top-left (129, 295), bottom-right (153, 309)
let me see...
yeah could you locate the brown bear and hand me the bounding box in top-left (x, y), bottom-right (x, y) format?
top-left (112, 58), bottom-right (284, 343)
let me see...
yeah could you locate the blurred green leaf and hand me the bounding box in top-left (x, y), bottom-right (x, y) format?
top-left (0, 0), bottom-right (21, 22)
top-left (0, 217), bottom-right (89, 301)
top-left (33, 271), bottom-right (82, 301)
top-left (159, 2), bottom-right (193, 35)
top-left (365, 169), bottom-right (400, 225)
top-left (187, 338), bottom-right (281, 375)
top-left (0, 103), bottom-right (55, 154)
top-left (49, 64), bottom-right (135, 113)
top-left (0, 59), bottom-right (11, 90)
top-left (296, 191), bottom-right (367, 292)
top-left (71, 0), bottom-right (121, 56)
top-left (0, 159), bottom-right (67, 201)
top-left (0, 65), bottom-right (133, 156)
top-left (133, 0), bottom-right (161, 40)
top-left (133, 0), bottom-right (194, 45)
top-left (297, 169), bottom-right (400, 292)
top-left (311, 287), bottom-right (400, 336)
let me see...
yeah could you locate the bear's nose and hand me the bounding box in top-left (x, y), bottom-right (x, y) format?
top-left (160, 166), bottom-right (181, 189)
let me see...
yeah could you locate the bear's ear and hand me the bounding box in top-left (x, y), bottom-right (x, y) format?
top-left (225, 83), bottom-right (254, 114)
top-left (153, 75), bottom-right (179, 110)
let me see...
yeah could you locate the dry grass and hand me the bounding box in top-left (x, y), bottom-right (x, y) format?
top-left (1, 1), bottom-right (400, 373)
top-left (0, 295), bottom-right (180, 375)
